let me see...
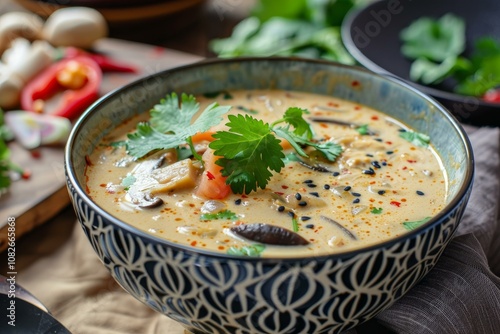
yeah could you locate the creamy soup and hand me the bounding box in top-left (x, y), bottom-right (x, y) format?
top-left (85, 90), bottom-right (447, 257)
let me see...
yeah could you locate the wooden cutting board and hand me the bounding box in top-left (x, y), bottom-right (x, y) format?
top-left (0, 38), bottom-right (202, 251)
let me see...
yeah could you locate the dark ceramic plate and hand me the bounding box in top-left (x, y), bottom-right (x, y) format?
top-left (342, 0), bottom-right (500, 126)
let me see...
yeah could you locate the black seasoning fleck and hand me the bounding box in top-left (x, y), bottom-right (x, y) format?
top-left (417, 190), bottom-right (425, 196)
top-left (295, 193), bottom-right (302, 200)
top-left (304, 180), bottom-right (313, 184)
top-left (353, 198), bottom-right (360, 204)
top-left (372, 161), bottom-right (381, 169)
top-left (324, 184), bottom-right (331, 190)
top-left (278, 206), bottom-right (285, 212)
top-left (309, 192), bottom-right (320, 197)
top-left (301, 216), bottom-right (311, 221)
top-left (352, 192), bottom-right (361, 197)
top-left (363, 168), bottom-right (375, 175)
top-left (366, 154), bottom-right (374, 157)
top-left (307, 184), bottom-right (317, 188)
top-left (378, 190), bottom-right (386, 195)
top-left (333, 172), bottom-right (340, 177)
top-left (288, 211), bottom-right (295, 218)
top-left (344, 186), bottom-right (352, 191)
top-left (386, 151), bottom-right (394, 155)
top-left (305, 224), bottom-right (315, 229)
top-left (235, 199), bottom-right (242, 205)
top-left (398, 129), bottom-right (407, 132)
top-left (298, 201), bottom-right (307, 207)
top-left (374, 138), bottom-right (383, 142)
top-left (382, 162), bottom-right (388, 166)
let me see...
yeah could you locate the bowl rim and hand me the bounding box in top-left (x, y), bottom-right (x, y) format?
top-left (65, 56), bottom-right (474, 262)
top-left (340, 1), bottom-right (500, 109)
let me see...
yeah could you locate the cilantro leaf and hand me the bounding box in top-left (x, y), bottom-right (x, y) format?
top-left (455, 37), bottom-right (500, 96)
top-left (410, 56), bottom-right (471, 85)
top-left (126, 122), bottom-right (186, 158)
top-left (399, 130), bottom-right (430, 147)
top-left (126, 93), bottom-right (231, 158)
top-left (275, 127), bottom-right (343, 161)
top-left (403, 217), bottom-right (431, 230)
top-left (200, 209), bottom-right (238, 221)
top-left (356, 124), bottom-right (369, 135)
top-left (121, 174), bottom-right (136, 187)
top-left (0, 139), bottom-right (11, 192)
top-left (279, 107), bottom-right (313, 139)
top-left (371, 207), bottom-right (383, 214)
top-left (400, 14), bottom-right (465, 62)
top-left (150, 93), bottom-right (198, 133)
top-left (210, 114), bottom-right (285, 194)
top-left (227, 244), bottom-right (266, 257)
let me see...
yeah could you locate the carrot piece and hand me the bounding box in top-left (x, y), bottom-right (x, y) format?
top-left (191, 131), bottom-right (216, 144)
top-left (279, 138), bottom-right (292, 150)
top-left (196, 148), bottom-right (231, 199)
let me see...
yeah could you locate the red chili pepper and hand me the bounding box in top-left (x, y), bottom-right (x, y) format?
top-left (390, 201), bottom-right (401, 207)
top-left (21, 56), bottom-right (102, 120)
top-left (483, 88), bottom-right (500, 103)
top-left (206, 171), bottom-right (216, 180)
top-left (64, 47), bottom-right (137, 73)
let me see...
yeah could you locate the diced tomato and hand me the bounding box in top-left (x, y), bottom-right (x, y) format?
top-left (195, 149), bottom-right (231, 199)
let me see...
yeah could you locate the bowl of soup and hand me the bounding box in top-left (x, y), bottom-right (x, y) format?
top-left (65, 57), bottom-right (473, 333)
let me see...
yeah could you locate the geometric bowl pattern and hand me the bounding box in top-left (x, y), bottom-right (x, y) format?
top-left (65, 58), bottom-right (474, 333)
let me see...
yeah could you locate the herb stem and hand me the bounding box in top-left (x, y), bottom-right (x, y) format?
top-left (186, 136), bottom-right (202, 162)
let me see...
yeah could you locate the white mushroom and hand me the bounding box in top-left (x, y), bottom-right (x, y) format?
top-left (43, 7), bottom-right (107, 49)
top-left (0, 39), bottom-right (54, 109)
top-left (0, 12), bottom-right (44, 52)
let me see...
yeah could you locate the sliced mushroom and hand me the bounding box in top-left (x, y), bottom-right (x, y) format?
top-left (229, 223), bottom-right (309, 246)
top-left (128, 192), bottom-right (164, 209)
top-left (320, 216), bottom-right (357, 240)
top-left (201, 200), bottom-right (227, 214)
top-left (150, 159), bottom-right (202, 195)
top-left (177, 226), bottom-right (218, 238)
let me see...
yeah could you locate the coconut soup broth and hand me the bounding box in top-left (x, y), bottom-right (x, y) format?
top-left (85, 90), bottom-right (447, 257)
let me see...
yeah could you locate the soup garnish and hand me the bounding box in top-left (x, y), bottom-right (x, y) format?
top-left (85, 90), bottom-right (447, 257)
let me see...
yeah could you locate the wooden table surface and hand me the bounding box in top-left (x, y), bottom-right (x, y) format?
top-left (0, 0), bottom-right (248, 249)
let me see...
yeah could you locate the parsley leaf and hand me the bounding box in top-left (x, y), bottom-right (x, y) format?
top-left (211, 114), bottom-right (285, 194)
top-left (399, 130), bottom-right (430, 147)
top-left (227, 244), bottom-right (266, 257)
top-left (403, 217), bottom-right (431, 230)
top-left (200, 209), bottom-right (238, 221)
top-left (126, 93), bottom-right (231, 158)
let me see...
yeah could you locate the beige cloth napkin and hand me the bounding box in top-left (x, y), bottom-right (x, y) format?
top-left (14, 126), bottom-right (500, 334)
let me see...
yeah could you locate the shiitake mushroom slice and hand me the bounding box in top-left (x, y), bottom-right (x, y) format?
top-left (230, 223), bottom-right (309, 246)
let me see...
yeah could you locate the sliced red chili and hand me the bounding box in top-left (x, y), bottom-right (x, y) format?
top-left (21, 56), bottom-right (102, 120)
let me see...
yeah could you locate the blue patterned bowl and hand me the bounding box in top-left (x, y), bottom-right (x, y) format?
top-left (65, 58), bottom-right (473, 333)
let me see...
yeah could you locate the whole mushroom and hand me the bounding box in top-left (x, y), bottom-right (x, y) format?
top-left (43, 7), bottom-right (108, 49)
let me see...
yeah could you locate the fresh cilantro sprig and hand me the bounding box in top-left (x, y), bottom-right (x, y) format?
top-left (126, 93), bottom-right (231, 158)
top-left (399, 130), bottom-right (430, 147)
top-left (403, 217), bottom-right (431, 230)
top-left (210, 107), bottom-right (343, 194)
top-left (227, 244), bottom-right (266, 257)
top-left (0, 139), bottom-right (11, 192)
top-left (0, 109), bottom-right (14, 193)
top-left (200, 209), bottom-right (238, 221)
